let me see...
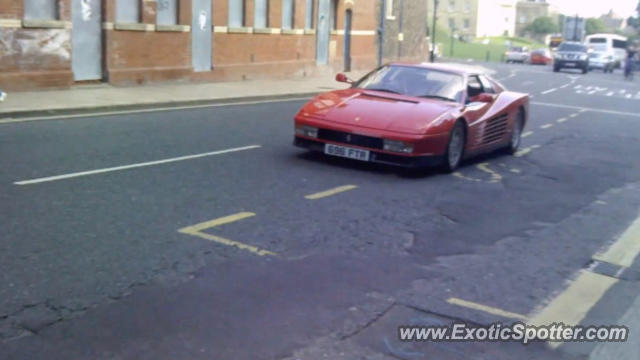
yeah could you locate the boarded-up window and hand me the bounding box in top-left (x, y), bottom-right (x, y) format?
top-left (24, 0), bottom-right (57, 20)
top-left (157, 0), bottom-right (178, 25)
top-left (305, 0), bottom-right (314, 29)
top-left (116, 0), bottom-right (140, 23)
top-left (229, 0), bottom-right (244, 27)
top-left (282, 0), bottom-right (294, 29)
top-left (254, 0), bottom-right (268, 28)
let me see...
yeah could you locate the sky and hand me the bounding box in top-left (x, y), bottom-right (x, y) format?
top-left (547, 0), bottom-right (638, 18)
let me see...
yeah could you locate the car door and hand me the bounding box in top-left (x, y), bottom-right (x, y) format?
top-left (463, 75), bottom-right (495, 153)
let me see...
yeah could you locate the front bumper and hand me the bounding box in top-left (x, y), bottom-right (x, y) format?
top-left (555, 60), bottom-right (588, 69)
top-left (294, 137), bottom-right (443, 168)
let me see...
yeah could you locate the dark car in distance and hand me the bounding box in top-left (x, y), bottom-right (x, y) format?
top-left (553, 42), bottom-right (590, 74)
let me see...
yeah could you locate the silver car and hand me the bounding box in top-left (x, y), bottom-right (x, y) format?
top-left (505, 46), bottom-right (530, 63)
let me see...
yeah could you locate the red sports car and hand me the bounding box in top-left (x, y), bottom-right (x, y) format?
top-left (529, 48), bottom-right (553, 65)
top-left (294, 63), bottom-right (529, 172)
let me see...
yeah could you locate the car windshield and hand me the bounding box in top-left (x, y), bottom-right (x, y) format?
top-left (558, 43), bottom-right (586, 52)
top-left (354, 65), bottom-right (464, 102)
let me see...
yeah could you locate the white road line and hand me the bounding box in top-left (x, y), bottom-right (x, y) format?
top-left (626, 94), bottom-right (632, 99)
top-left (588, 90), bottom-right (597, 95)
top-left (559, 84), bottom-right (570, 89)
top-left (540, 124), bottom-right (553, 129)
top-left (0, 97), bottom-right (314, 124)
top-left (541, 88), bottom-right (557, 95)
top-left (557, 117), bottom-right (568, 123)
top-left (14, 145), bottom-right (262, 185)
top-left (606, 91), bottom-right (614, 96)
top-left (531, 102), bottom-right (640, 117)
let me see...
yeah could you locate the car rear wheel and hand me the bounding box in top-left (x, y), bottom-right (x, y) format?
top-left (505, 110), bottom-right (525, 155)
top-left (442, 121), bottom-right (466, 173)
top-left (553, 65), bottom-right (560, 72)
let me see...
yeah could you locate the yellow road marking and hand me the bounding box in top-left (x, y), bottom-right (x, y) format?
top-left (515, 145), bottom-right (541, 157)
top-left (452, 172), bottom-right (482, 182)
top-left (178, 212), bottom-right (276, 256)
top-left (305, 185), bottom-right (357, 200)
top-left (477, 162), bottom-right (502, 183)
top-left (540, 124), bottom-right (553, 129)
top-left (557, 117), bottom-right (568, 123)
top-left (447, 297), bottom-right (527, 321)
top-left (528, 271), bottom-right (618, 348)
top-left (522, 131), bottom-right (533, 138)
top-left (182, 212), bottom-right (256, 233)
top-left (593, 217), bottom-right (640, 267)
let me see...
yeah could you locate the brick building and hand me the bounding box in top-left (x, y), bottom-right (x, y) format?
top-left (0, 0), bottom-right (382, 91)
top-left (381, 0), bottom-right (430, 63)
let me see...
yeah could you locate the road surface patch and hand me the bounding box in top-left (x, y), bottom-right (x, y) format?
top-left (14, 145), bottom-right (262, 185)
top-left (592, 216), bottom-right (640, 268)
top-left (178, 212), bottom-right (276, 256)
top-left (527, 271), bottom-right (618, 349)
top-left (305, 185), bottom-right (358, 200)
top-left (447, 297), bottom-right (527, 321)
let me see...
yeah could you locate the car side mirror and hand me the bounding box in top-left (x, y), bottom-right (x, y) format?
top-left (335, 73), bottom-right (353, 84)
top-left (470, 93), bottom-right (495, 103)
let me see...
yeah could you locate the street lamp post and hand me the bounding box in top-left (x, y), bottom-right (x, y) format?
top-left (430, 0), bottom-right (439, 62)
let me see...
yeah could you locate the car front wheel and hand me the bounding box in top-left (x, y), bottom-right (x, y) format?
top-left (442, 121), bottom-right (466, 173)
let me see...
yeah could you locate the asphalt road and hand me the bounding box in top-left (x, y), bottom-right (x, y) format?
top-left (1, 63), bottom-right (640, 360)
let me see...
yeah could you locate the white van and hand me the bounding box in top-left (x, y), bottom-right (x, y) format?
top-left (585, 34), bottom-right (628, 68)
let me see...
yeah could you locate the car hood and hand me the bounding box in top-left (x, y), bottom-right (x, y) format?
top-left (299, 89), bottom-right (458, 134)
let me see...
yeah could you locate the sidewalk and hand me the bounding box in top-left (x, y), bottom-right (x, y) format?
top-left (0, 72), bottom-right (366, 120)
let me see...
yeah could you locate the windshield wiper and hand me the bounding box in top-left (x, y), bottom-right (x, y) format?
top-left (417, 94), bottom-right (457, 102)
top-left (364, 87), bottom-right (402, 95)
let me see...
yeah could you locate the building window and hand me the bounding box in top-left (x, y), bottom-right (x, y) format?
top-left (463, 18), bottom-right (470, 29)
top-left (116, 0), bottom-right (140, 23)
top-left (157, 0), bottom-right (178, 25)
top-left (448, 18), bottom-right (456, 30)
top-left (229, 0), bottom-right (245, 27)
top-left (463, 0), bottom-right (471, 13)
top-left (282, 0), bottom-right (294, 29)
top-left (24, 0), bottom-right (57, 20)
top-left (305, 0), bottom-right (314, 29)
top-left (254, 0), bottom-right (268, 28)
top-left (385, 0), bottom-right (395, 19)
top-left (448, 0), bottom-right (456, 12)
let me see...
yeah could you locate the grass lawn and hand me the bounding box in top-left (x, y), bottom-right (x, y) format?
top-left (434, 27), bottom-right (546, 62)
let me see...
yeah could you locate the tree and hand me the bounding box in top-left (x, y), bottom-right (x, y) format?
top-left (585, 18), bottom-right (607, 35)
top-left (525, 16), bottom-right (559, 35)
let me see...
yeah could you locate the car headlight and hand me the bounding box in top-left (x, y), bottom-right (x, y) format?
top-left (579, 54), bottom-right (587, 60)
top-left (383, 139), bottom-right (414, 153)
top-left (295, 125), bottom-right (318, 138)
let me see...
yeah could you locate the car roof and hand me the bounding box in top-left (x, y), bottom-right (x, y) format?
top-left (389, 62), bottom-right (486, 76)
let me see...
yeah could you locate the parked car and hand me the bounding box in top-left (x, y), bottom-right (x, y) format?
top-left (293, 63), bottom-right (530, 172)
top-left (529, 48), bottom-right (553, 65)
top-left (588, 51), bottom-right (616, 72)
top-left (505, 47), bottom-right (530, 63)
top-left (553, 42), bottom-right (590, 74)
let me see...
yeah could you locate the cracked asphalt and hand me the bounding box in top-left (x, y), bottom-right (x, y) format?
top-left (2, 62), bottom-right (640, 359)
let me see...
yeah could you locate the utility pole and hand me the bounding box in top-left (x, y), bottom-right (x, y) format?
top-left (430, 0), bottom-right (439, 62)
top-left (378, 0), bottom-right (386, 66)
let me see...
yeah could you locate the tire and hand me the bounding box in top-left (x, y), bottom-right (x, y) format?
top-left (582, 67), bottom-right (588, 74)
top-left (442, 121), bottom-right (466, 173)
top-left (553, 65), bottom-right (560, 72)
top-left (505, 109), bottom-right (525, 155)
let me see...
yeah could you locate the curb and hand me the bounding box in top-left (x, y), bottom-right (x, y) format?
top-left (0, 91), bottom-right (322, 121)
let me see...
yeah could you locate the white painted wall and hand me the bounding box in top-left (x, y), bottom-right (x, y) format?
top-left (476, 0), bottom-right (517, 37)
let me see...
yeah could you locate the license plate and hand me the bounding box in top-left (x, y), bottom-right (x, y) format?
top-left (324, 143), bottom-right (370, 162)
top-left (565, 62), bottom-right (576, 67)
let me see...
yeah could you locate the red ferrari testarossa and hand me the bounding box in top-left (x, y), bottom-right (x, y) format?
top-left (294, 62), bottom-right (529, 172)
